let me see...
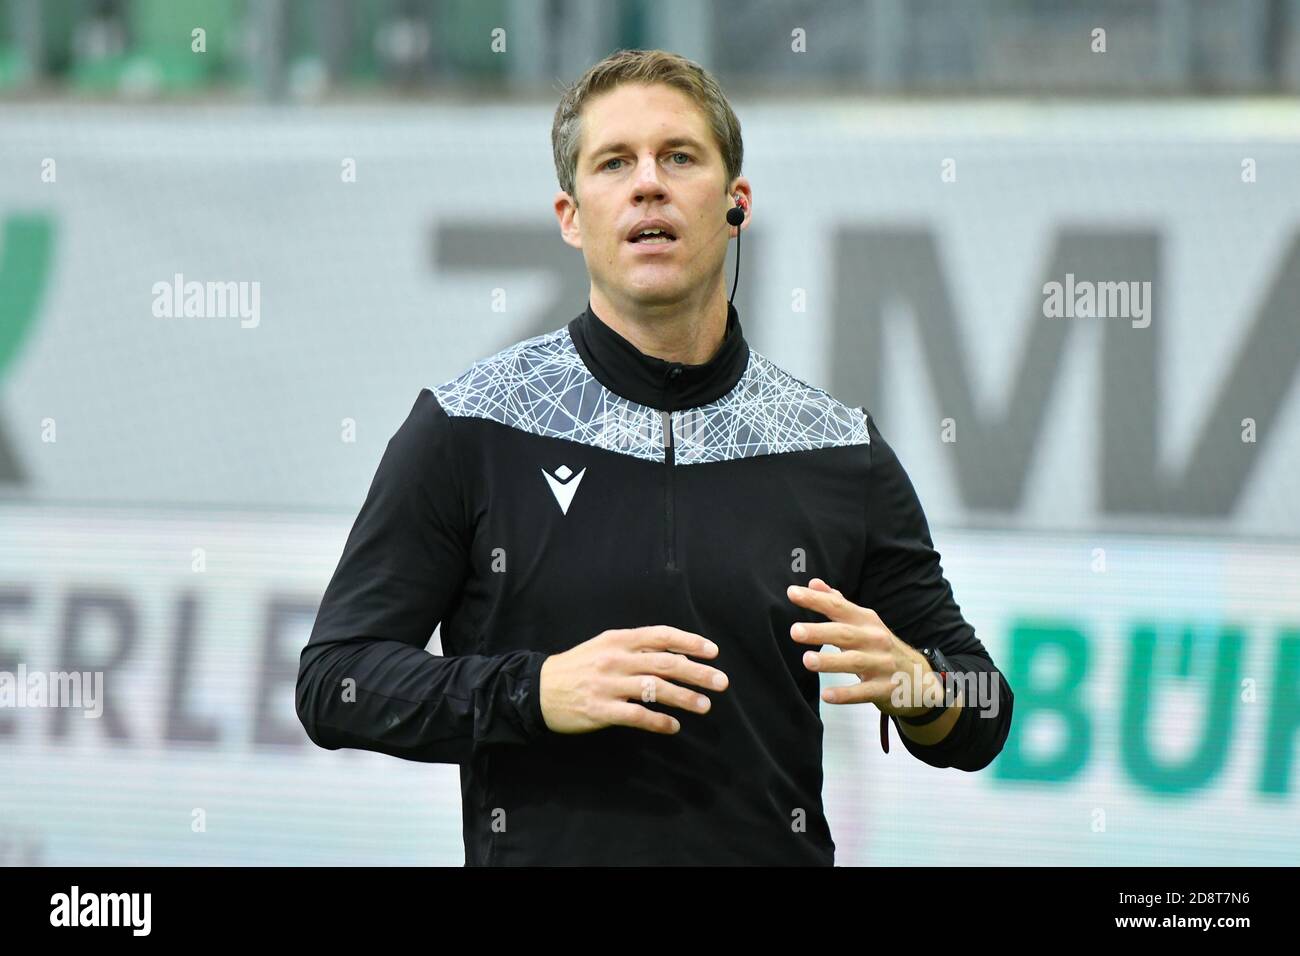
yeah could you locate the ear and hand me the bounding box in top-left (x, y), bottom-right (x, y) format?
top-left (554, 190), bottom-right (582, 250)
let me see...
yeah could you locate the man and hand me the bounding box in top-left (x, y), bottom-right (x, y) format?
top-left (296, 48), bottom-right (1013, 866)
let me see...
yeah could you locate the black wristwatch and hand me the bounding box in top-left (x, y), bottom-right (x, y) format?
top-left (897, 646), bottom-right (955, 726)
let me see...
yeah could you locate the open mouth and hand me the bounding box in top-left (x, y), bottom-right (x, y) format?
top-left (628, 228), bottom-right (678, 244)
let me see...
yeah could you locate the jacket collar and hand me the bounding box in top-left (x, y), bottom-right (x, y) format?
top-left (567, 300), bottom-right (750, 411)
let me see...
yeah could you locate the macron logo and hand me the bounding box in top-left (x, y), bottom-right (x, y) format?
top-left (542, 464), bottom-right (586, 515)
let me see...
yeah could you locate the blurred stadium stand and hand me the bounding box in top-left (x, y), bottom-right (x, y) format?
top-left (1, 0), bottom-right (1299, 99)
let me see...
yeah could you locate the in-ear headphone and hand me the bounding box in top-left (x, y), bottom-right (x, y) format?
top-left (725, 193), bottom-right (746, 304)
top-left (726, 193), bottom-right (746, 227)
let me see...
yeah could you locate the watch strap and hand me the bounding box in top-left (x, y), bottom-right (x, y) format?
top-left (897, 647), bottom-right (953, 725)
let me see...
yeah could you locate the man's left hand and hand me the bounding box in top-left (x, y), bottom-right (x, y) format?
top-left (786, 577), bottom-right (934, 717)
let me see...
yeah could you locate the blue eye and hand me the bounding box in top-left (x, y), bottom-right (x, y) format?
top-left (602, 153), bottom-right (690, 170)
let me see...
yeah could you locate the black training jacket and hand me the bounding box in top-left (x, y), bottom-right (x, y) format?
top-left (295, 301), bottom-right (1014, 865)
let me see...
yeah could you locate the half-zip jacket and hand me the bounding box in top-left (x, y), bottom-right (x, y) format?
top-left (296, 300), bottom-right (1014, 866)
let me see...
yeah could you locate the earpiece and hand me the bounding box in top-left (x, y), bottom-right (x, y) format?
top-left (725, 193), bottom-right (746, 304)
top-left (726, 194), bottom-right (746, 227)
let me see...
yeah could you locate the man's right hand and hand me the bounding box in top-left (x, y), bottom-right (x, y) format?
top-left (538, 626), bottom-right (729, 735)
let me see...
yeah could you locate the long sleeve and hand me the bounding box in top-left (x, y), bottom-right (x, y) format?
top-left (854, 410), bottom-right (1013, 771)
top-left (295, 388), bottom-right (550, 764)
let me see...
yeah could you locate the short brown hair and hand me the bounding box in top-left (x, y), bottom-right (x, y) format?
top-left (551, 48), bottom-right (743, 206)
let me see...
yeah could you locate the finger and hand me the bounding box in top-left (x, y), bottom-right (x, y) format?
top-left (605, 700), bottom-right (681, 734)
top-left (801, 648), bottom-right (886, 675)
top-left (619, 675), bottom-right (713, 715)
top-left (628, 625), bottom-right (718, 659)
top-left (821, 677), bottom-right (895, 705)
top-left (634, 649), bottom-right (729, 692)
top-left (790, 620), bottom-right (889, 650)
top-left (786, 583), bottom-right (867, 623)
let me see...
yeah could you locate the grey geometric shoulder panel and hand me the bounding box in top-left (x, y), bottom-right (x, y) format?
top-left (432, 325), bottom-right (869, 465)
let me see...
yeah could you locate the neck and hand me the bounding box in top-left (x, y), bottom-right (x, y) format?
top-left (587, 281), bottom-right (729, 366)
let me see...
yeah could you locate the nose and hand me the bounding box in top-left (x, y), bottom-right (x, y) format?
top-left (631, 151), bottom-right (668, 203)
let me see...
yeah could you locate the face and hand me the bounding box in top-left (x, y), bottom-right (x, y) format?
top-left (555, 82), bottom-right (750, 309)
